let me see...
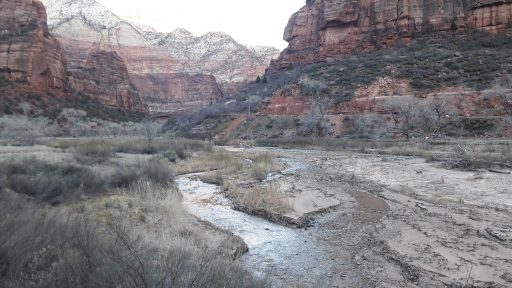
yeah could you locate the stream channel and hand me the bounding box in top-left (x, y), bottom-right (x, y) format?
top-left (175, 158), bottom-right (334, 286)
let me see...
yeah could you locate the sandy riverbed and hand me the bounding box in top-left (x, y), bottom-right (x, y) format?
top-left (221, 147), bottom-right (512, 287)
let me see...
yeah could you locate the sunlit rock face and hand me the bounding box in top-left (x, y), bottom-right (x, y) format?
top-left (42, 0), bottom-right (280, 108)
top-left (270, 0), bottom-right (512, 70)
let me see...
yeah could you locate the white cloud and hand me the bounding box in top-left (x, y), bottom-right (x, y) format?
top-left (96, 0), bottom-right (305, 49)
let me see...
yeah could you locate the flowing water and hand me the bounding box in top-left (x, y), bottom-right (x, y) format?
top-left (175, 160), bottom-right (333, 286)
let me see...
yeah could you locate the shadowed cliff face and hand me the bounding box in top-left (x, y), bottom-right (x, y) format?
top-left (0, 0), bottom-right (67, 95)
top-left (271, 0), bottom-right (512, 70)
top-left (68, 50), bottom-right (147, 112)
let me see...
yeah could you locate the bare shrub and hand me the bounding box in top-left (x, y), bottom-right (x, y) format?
top-left (348, 114), bottom-right (388, 139)
top-left (111, 138), bottom-right (210, 156)
top-left (57, 108), bottom-right (90, 137)
top-left (160, 150), bottom-right (178, 163)
top-left (110, 159), bottom-right (175, 188)
top-left (299, 78), bottom-right (333, 137)
top-left (382, 96), bottom-right (458, 139)
top-left (383, 97), bottom-right (422, 139)
top-left (491, 79), bottom-right (512, 116)
top-left (136, 120), bottom-right (162, 152)
top-left (0, 115), bottom-right (53, 146)
top-left (0, 192), bottom-right (266, 288)
top-left (0, 158), bottom-right (106, 204)
top-left (73, 140), bottom-right (114, 164)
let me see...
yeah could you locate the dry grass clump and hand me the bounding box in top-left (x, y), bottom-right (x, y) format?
top-left (250, 153), bottom-right (276, 181)
top-left (427, 142), bottom-right (512, 169)
top-left (176, 150), bottom-right (243, 175)
top-left (110, 138), bottom-right (211, 156)
top-left (109, 158), bottom-right (175, 188)
top-left (0, 141), bottom-right (266, 287)
top-left (73, 140), bottom-right (114, 164)
top-left (199, 170), bottom-right (224, 185)
top-left (45, 137), bottom-right (212, 157)
top-left (225, 183), bottom-right (291, 216)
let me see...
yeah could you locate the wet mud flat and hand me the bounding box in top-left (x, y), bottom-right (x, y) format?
top-left (179, 148), bottom-right (512, 287)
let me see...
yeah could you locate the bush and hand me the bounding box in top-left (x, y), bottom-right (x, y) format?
top-left (161, 150), bottom-right (178, 163)
top-left (110, 159), bottom-right (175, 188)
top-left (0, 158), bottom-right (106, 204)
top-left (0, 155), bottom-right (175, 204)
top-left (73, 140), bottom-right (114, 164)
top-left (0, 115), bottom-right (53, 145)
top-left (111, 138), bottom-right (209, 155)
top-left (460, 118), bottom-right (495, 133)
top-left (0, 193), bottom-right (267, 288)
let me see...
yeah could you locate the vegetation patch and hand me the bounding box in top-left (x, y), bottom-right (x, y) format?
top-left (0, 158), bottom-right (105, 205)
top-left (163, 31), bottom-right (512, 139)
top-left (0, 156), bottom-right (175, 205)
top-left (224, 182), bottom-right (291, 223)
top-left (250, 153), bottom-right (277, 181)
top-left (0, 180), bottom-right (266, 288)
top-left (73, 140), bottom-right (114, 164)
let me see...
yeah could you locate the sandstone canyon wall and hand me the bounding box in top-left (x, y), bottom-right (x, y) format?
top-left (0, 0), bottom-right (67, 95)
top-left (42, 0), bottom-right (280, 112)
top-left (68, 50), bottom-right (147, 112)
top-left (270, 0), bottom-right (512, 70)
top-left (131, 73), bottom-right (222, 103)
top-left (0, 0), bottom-right (147, 114)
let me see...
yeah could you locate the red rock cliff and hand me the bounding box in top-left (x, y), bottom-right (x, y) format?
top-left (270, 0), bottom-right (512, 70)
top-left (69, 50), bottom-right (147, 112)
top-left (131, 73), bottom-right (222, 103)
top-left (0, 0), bottom-right (67, 95)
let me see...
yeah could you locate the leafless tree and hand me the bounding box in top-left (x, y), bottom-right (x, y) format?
top-left (138, 120), bottom-right (161, 153)
top-left (418, 97), bottom-right (459, 137)
top-left (300, 78), bottom-right (333, 137)
top-left (384, 97), bottom-right (422, 139)
top-left (494, 81), bottom-right (512, 116)
top-left (483, 79), bottom-right (512, 126)
top-left (349, 113), bottom-right (388, 139)
top-left (58, 108), bottom-right (89, 137)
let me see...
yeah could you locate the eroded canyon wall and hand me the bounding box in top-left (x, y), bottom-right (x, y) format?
top-left (68, 50), bottom-right (147, 112)
top-left (0, 0), bottom-right (67, 95)
top-left (271, 0), bottom-right (512, 70)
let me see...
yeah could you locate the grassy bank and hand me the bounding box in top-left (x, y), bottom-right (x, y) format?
top-left (0, 139), bottom-right (267, 288)
top-left (256, 137), bottom-right (512, 171)
top-left (183, 150), bottom-right (294, 226)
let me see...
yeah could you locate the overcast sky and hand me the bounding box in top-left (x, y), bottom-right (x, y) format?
top-left (96, 0), bottom-right (305, 49)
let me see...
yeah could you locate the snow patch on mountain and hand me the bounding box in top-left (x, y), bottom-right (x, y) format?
top-left (42, 0), bottom-right (280, 82)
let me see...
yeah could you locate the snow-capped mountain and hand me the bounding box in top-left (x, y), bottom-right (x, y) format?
top-left (155, 30), bottom-right (279, 82)
top-left (42, 0), bottom-right (280, 83)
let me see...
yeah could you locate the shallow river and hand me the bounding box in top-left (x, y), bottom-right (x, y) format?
top-left (175, 160), bottom-right (333, 286)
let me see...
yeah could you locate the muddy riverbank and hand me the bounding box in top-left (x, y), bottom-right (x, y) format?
top-left (180, 147), bottom-right (512, 287)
